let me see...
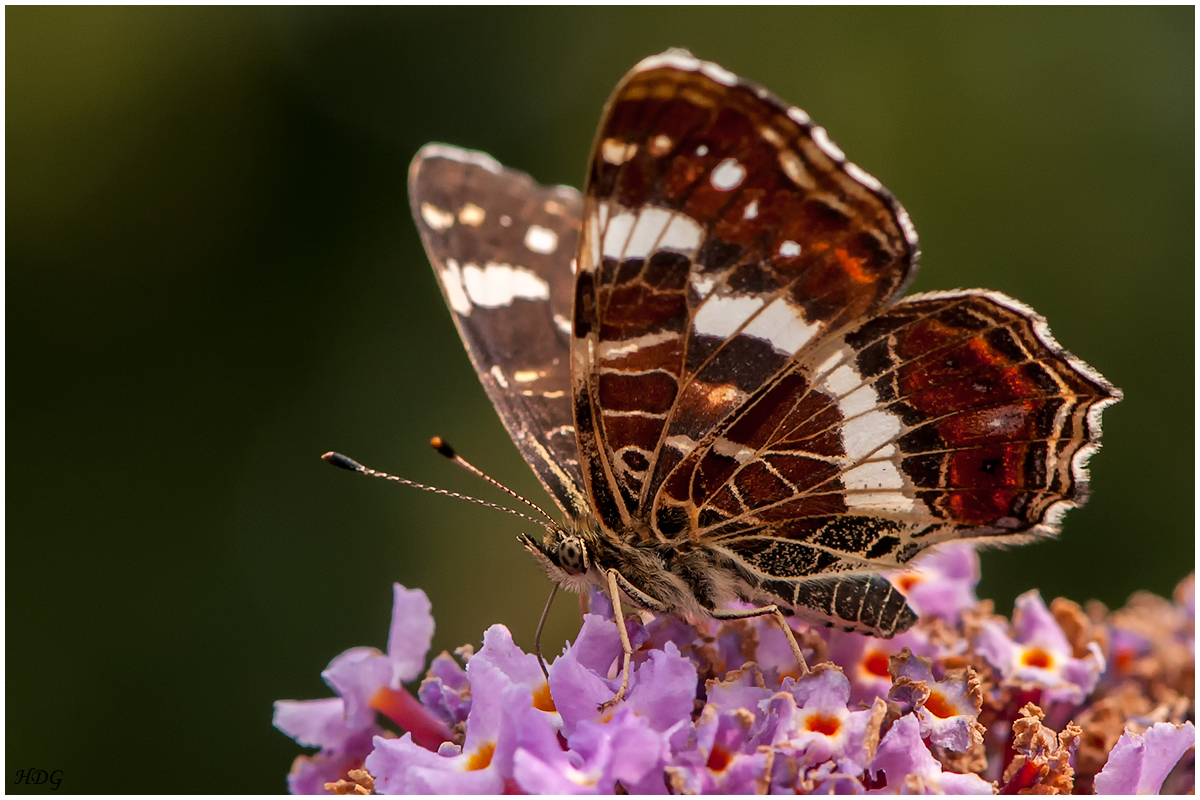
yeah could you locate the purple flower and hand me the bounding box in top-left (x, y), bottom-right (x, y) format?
top-left (514, 706), bottom-right (670, 794)
top-left (367, 623), bottom-right (559, 794)
top-left (273, 698), bottom-right (381, 795)
top-left (827, 627), bottom-right (938, 709)
top-left (974, 589), bottom-right (1102, 704)
top-left (723, 609), bottom-right (814, 686)
top-left (547, 602), bottom-right (698, 740)
top-left (704, 663), bottom-right (773, 718)
top-left (273, 584), bottom-right (451, 793)
top-left (768, 665), bottom-right (879, 773)
top-left (665, 702), bottom-right (773, 793)
top-left (887, 542), bottom-right (980, 624)
top-left (1106, 625), bottom-right (1154, 679)
top-left (544, 612), bottom-right (646, 736)
top-left (888, 649), bottom-right (985, 753)
top-left (867, 714), bottom-right (994, 794)
top-left (416, 651), bottom-right (470, 728)
top-left (319, 584), bottom-right (452, 748)
top-left (1093, 721), bottom-right (1197, 794)
top-left (668, 668), bottom-right (780, 792)
top-left (277, 573), bottom-right (1196, 794)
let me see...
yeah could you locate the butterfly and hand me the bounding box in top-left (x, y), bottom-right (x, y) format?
top-left (406, 49), bottom-right (1120, 699)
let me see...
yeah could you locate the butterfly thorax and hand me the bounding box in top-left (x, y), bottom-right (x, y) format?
top-left (520, 515), bottom-right (765, 626)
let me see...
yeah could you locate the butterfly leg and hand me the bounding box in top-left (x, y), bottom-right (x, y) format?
top-left (600, 569), bottom-right (634, 710)
top-left (710, 605), bottom-right (810, 677)
top-left (533, 584), bottom-right (559, 680)
top-left (599, 567), bottom-right (668, 711)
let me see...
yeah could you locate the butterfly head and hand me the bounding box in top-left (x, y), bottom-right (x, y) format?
top-left (519, 526), bottom-right (598, 592)
top-left (554, 534), bottom-right (589, 574)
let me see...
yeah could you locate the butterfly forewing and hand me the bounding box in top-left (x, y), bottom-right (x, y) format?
top-left (409, 145), bottom-right (588, 516)
top-left (572, 51), bottom-right (920, 538)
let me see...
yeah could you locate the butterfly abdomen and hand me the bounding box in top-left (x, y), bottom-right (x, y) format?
top-left (584, 531), bottom-right (916, 638)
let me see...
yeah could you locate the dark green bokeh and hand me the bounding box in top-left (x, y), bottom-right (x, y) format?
top-left (7, 7), bottom-right (1192, 793)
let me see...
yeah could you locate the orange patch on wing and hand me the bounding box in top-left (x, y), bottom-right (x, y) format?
top-left (834, 247), bottom-right (871, 283)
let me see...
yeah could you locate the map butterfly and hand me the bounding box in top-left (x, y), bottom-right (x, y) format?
top-left (406, 50), bottom-right (1120, 692)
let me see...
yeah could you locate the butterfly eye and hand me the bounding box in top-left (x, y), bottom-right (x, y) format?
top-left (556, 536), bottom-right (588, 575)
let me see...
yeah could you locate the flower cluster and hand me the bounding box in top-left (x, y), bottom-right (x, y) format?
top-left (275, 548), bottom-right (1195, 794)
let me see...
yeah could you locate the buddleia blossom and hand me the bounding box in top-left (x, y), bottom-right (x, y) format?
top-left (272, 585), bottom-right (449, 794)
top-left (974, 589), bottom-right (1105, 705)
top-left (868, 715), bottom-right (993, 794)
top-left (276, 548), bottom-right (1195, 794)
top-left (888, 648), bottom-right (986, 752)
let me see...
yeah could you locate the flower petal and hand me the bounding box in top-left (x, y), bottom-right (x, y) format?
top-left (386, 584), bottom-right (435, 686)
top-left (273, 698), bottom-right (356, 749)
top-left (1094, 721), bottom-right (1197, 795)
top-left (625, 642), bottom-right (697, 732)
top-left (788, 664), bottom-right (852, 713)
top-left (320, 647), bottom-right (393, 730)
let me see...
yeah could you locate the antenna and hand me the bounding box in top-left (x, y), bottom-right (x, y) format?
top-left (428, 436), bottom-right (558, 525)
top-left (321, 450), bottom-right (559, 534)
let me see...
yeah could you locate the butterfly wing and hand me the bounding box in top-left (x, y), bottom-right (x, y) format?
top-left (667, 290), bottom-right (1121, 585)
top-left (410, 145), bottom-right (588, 516)
top-left (571, 51), bottom-right (920, 537)
top-left (568, 52), bottom-right (1118, 636)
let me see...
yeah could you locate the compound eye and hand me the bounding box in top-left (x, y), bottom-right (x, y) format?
top-left (557, 537), bottom-right (586, 575)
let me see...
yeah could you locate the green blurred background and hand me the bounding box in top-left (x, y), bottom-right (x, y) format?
top-left (7, 6), bottom-right (1192, 793)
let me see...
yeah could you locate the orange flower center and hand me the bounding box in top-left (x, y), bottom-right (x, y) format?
top-left (805, 713), bottom-right (841, 736)
top-left (706, 744), bottom-right (732, 772)
top-left (1021, 647), bottom-right (1054, 669)
top-left (467, 742), bottom-right (495, 771)
top-left (863, 650), bottom-right (891, 678)
top-left (898, 574), bottom-right (923, 593)
top-left (531, 682), bottom-right (557, 713)
top-left (924, 690), bottom-right (957, 719)
top-left (776, 667), bottom-right (802, 685)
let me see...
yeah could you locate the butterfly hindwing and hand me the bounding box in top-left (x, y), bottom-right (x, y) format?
top-left (833, 289), bottom-right (1118, 537)
top-left (674, 289), bottom-right (1120, 593)
top-left (409, 145), bottom-right (588, 516)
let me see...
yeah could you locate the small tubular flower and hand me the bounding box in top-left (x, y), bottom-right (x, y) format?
top-left (974, 589), bottom-right (1102, 704)
top-left (888, 648), bottom-right (985, 753)
top-left (888, 542), bottom-right (980, 625)
top-left (867, 715), bottom-right (994, 794)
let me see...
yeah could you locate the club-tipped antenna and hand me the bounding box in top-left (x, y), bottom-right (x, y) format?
top-left (428, 436), bottom-right (558, 526)
top-left (322, 450), bottom-right (558, 534)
